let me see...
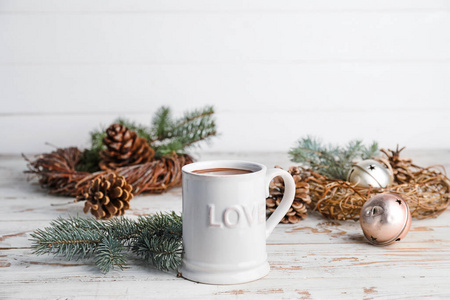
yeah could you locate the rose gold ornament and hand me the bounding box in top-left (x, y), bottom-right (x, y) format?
top-left (360, 193), bottom-right (411, 246)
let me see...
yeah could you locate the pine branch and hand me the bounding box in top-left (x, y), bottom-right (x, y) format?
top-left (153, 106), bottom-right (216, 157)
top-left (75, 128), bottom-right (106, 173)
top-left (343, 140), bottom-right (363, 162)
top-left (132, 232), bottom-right (182, 272)
top-left (105, 217), bottom-right (140, 247)
top-left (30, 212), bottom-right (183, 274)
top-left (131, 212), bottom-right (183, 271)
top-left (150, 106), bottom-right (173, 142)
top-left (76, 105), bottom-right (217, 170)
top-left (49, 215), bottom-right (110, 232)
top-left (30, 225), bottom-right (102, 261)
top-left (116, 118), bottom-right (153, 142)
top-left (362, 141), bottom-right (379, 160)
top-left (95, 236), bottom-right (127, 273)
top-left (136, 212), bottom-right (182, 239)
top-left (172, 106), bottom-right (214, 131)
top-left (289, 136), bottom-right (379, 180)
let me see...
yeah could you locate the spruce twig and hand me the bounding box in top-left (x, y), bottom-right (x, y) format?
top-left (133, 232), bottom-right (182, 272)
top-left (117, 119), bottom-right (153, 142)
top-left (153, 106), bottom-right (216, 157)
top-left (95, 236), bottom-right (127, 273)
top-left (30, 225), bottom-right (102, 260)
top-left (289, 136), bottom-right (379, 180)
top-left (76, 105), bottom-right (216, 171)
top-left (150, 106), bottom-right (173, 142)
top-left (30, 212), bottom-right (183, 274)
top-left (75, 129), bottom-right (106, 173)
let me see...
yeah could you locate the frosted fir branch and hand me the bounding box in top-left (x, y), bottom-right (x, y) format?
top-left (289, 136), bottom-right (379, 180)
top-left (361, 141), bottom-right (379, 160)
top-left (137, 211), bottom-right (182, 239)
top-left (172, 106), bottom-right (214, 131)
top-left (95, 236), bottom-right (127, 273)
top-left (75, 128), bottom-right (106, 173)
top-left (150, 106), bottom-right (173, 142)
top-left (152, 106), bottom-right (217, 157)
top-left (132, 232), bottom-right (182, 272)
top-left (30, 225), bottom-right (102, 261)
top-left (49, 215), bottom-right (110, 232)
top-left (116, 119), bottom-right (153, 142)
top-left (29, 212), bottom-right (183, 274)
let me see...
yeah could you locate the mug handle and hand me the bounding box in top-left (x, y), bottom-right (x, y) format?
top-left (265, 168), bottom-right (296, 239)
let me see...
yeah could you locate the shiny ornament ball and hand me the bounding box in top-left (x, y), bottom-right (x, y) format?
top-left (360, 193), bottom-right (412, 246)
top-left (347, 159), bottom-right (392, 188)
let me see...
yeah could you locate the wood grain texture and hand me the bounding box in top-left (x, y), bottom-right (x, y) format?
top-left (1, 151), bottom-right (450, 299)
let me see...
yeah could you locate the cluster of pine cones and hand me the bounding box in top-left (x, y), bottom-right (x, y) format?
top-left (79, 124), bottom-right (155, 220)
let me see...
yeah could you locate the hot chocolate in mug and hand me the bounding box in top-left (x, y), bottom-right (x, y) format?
top-left (180, 160), bottom-right (295, 284)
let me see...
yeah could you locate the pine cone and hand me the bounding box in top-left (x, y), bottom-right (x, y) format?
top-left (381, 146), bottom-right (414, 184)
top-left (266, 166), bottom-right (312, 224)
top-left (99, 124), bottom-right (154, 170)
top-left (77, 173), bottom-right (133, 220)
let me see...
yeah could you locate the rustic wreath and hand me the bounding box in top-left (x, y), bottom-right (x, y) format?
top-left (23, 106), bottom-right (216, 201)
top-left (267, 147), bottom-right (450, 223)
top-left (24, 147), bottom-right (194, 197)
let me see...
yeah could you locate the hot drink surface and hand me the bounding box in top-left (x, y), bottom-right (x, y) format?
top-left (192, 168), bottom-right (253, 175)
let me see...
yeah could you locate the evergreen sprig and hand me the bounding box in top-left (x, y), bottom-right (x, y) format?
top-left (289, 136), bottom-right (379, 180)
top-left (150, 106), bottom-right (216, 157)
top-left (75, 129), bottom-right (106, 173)
top-left (95, 237), bottom-right (127, 273)
top-left (77, 106), bottom-right (216, 172)
top-left (151, 106), bottom-right (173, 141)
top-left (30, 212), bottom-right (183, 274)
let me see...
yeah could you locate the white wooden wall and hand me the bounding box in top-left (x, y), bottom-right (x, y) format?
top-left (1, 0), bottom-right (449, 154)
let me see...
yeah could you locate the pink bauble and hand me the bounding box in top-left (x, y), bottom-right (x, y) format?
top-left (360, 193), bottom-right (412, 246)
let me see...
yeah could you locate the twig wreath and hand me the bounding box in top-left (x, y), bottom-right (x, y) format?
top-left (267, 137), bottom-right (450, 223)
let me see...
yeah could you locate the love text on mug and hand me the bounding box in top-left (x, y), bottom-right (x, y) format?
top-left (208, 203), bottom-right (265, 228)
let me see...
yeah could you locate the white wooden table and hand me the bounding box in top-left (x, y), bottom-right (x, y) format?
top-left (2, 151), bottom-right (450, 299)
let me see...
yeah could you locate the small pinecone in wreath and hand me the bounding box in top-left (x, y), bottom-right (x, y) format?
top-left (381, 146), bottom-right (414, 184)
top-left (266, 166), bottom-right (312, 224)
top-left (77, 173), bottom-right (133, 220)
top-left (99, 124), bottom-right (155, 170)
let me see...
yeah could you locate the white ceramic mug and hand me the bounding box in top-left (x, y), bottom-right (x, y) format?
top-left (180, 160), bottom-right (295, 284)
